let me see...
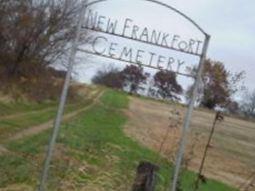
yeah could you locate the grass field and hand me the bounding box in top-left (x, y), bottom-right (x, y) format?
top-left (0, 88), bottom-right (240, 190)
top-left (124, 95), bottom-right (255, 190)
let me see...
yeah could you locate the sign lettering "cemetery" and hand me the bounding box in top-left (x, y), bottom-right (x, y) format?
top-left (79, 9), bottom-right (204, 76)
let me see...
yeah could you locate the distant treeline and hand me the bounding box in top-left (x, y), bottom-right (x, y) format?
top-left (92, 61), bottom-right (254, 118)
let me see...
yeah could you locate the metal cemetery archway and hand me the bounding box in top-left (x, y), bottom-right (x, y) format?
top-left (38, 1), bottom-right (210, 191)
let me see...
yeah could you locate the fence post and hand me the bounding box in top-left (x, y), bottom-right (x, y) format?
top-left (132, 161), bottom-right (159, 191)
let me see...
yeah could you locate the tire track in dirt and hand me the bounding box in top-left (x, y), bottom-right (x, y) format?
top-left (0, 90), bottom-right (104, 155)
top-left (0, 107), bottom-right (57, 120)
top-left (9, 91), bottom-right (104, 141)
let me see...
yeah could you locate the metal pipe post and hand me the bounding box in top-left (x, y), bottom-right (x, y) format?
top-left (37, 2), bottom-right (87, 191)
top-left (170, 35), bottom-right (210, 191)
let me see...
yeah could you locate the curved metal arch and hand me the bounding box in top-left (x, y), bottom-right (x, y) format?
top-left (84, 0), bottom-right (209, 37)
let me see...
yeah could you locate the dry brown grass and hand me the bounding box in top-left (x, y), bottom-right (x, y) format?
top-left (124, 96), bottom-right (255, 190)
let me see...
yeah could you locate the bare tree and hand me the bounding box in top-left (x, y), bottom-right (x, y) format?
top-left (122, 65), bottom-right (147, 94)
top-left (0, 0), bottom-right (86, 79)
top-left (154, 70), bottom-right (183, 101)
top-left (0, 0), bottom-right (92, 101)
top-left (92, 66), bottom-right (125, 90)
top-left (186, 59), bottom-right (245, 109)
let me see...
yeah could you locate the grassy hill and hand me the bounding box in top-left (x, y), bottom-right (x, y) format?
top-left (0, 87), bottom-right (242, 191)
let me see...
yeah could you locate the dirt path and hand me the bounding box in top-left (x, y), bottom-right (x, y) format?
top-left (9, 91), bottom-right (104, 141)
top-left (0, 91), bottom-right (104, 155)
top-left (124, 96), bottom-right (255, 190)
top-left (0, 145), bottom-right (8, 154)
top-left (0, 106), bottom-right (57, 120)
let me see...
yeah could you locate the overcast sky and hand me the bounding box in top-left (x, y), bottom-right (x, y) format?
top-left (167, 0), bottom-right (255, 91)
top-left (76, 0), bottom-right (255, 92)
